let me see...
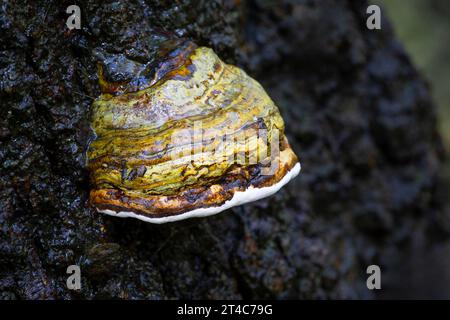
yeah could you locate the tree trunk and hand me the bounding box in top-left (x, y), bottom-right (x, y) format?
top-left (0, 0), bottom-right (447, 299)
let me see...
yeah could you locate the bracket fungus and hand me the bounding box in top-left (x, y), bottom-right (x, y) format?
top-left (87, 37), bottom-right (300, 223)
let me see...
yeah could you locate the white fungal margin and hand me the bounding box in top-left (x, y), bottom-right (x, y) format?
top-left (98, 162), bottom-right (301, 224)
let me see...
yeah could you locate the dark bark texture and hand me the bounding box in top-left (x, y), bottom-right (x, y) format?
top-left (0, 0), bottom-right (448, 299)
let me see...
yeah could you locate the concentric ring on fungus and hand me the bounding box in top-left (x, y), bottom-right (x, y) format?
top-left (87, 39), bottom-right (300, 223)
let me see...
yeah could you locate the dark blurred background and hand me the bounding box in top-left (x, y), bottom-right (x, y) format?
top-left (379, 0), bottom-right (450, 165)
top-left (376, 0), bottom-right (450, 299)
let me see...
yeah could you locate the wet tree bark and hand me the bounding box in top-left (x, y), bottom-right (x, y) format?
top-left (0, 0), bottom-right (447, 299)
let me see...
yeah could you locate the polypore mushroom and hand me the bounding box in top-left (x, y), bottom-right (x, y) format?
top-left (87, 37), bottom-right (300, 223)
